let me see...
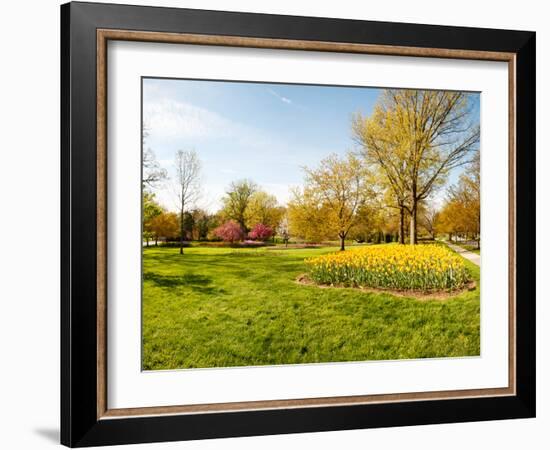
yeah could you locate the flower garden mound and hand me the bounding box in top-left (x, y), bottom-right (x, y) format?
top-left (305, 245), bottom-right (471, 292)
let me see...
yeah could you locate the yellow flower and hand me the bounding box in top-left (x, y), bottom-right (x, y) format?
top-left (305, 244), bottom-right (469, 290)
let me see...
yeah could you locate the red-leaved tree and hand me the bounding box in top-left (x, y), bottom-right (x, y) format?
top-left (248, 223), bottom-right (274, 241)
top-left (213, 221), bottom-right (244, 243)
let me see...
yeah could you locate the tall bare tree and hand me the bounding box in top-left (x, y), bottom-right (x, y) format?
top-left (142, 124), bottom-right (167, 189)
top-left (174, 150), bottom-right (201, 254)
top-left (277, 213), bottom-right (291, 247)
top-left (143, 147), bottom-right (168, 188)
top-left (353, 89), bottom-right (479, 244)
top-left (420, 202), bottom-right (439, 240)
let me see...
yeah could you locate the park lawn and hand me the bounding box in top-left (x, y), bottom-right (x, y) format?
top-left (451, 242), bottom-right (481, 255)
top-left (461, 245), bottom-right (481, 255)
top-left (142, 245), bottom-right (480, 370)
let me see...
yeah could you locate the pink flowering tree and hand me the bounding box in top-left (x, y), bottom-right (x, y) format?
top-left (248, 223), bottom-right (274, 241)
top-left (213, 221), bottom-right (244, 243)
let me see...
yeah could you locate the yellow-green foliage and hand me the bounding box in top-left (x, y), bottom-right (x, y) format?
top-left (306, 245), bottom-right (470, 291)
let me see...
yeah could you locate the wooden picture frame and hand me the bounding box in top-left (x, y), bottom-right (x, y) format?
top-left (61, 1), bottom-right (535, 447)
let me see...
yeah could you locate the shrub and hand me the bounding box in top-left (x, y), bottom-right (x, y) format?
top-left (212, 221), bottom-right (244, 243)
top-left (248, 223), bottom-right (274, 241)
top-left (306, 245), bottom-right (470, 291)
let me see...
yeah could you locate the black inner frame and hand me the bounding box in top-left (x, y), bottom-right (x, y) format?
top-left (61, 2), bottom-right (535, 447)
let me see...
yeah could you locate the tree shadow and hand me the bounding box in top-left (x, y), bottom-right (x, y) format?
top-left (144, 272), bottom-right (210, 287)
top-left (191, 285), bottom-right (226, 295)
top-left (143, 272), bottom-right (226, 295)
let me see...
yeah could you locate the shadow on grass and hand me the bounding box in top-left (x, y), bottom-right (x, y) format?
top-left (143, 253), bottom-right (303, 275)
top-left (143, 272), bottom-right (226, 295)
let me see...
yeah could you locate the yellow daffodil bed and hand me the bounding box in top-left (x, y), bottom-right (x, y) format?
top-left (305, 245), bottom-right (470, 291)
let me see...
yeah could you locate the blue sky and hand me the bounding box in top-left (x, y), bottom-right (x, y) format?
top-left (143, 78), bottom-right (479, 212)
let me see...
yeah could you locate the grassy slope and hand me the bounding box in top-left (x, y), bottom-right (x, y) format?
top-left (460, 244), bottom-right (481, 255)
top-left (448, 241), bottom-right (481, 255)
top-left (142, 245), bottom-right (480, 370)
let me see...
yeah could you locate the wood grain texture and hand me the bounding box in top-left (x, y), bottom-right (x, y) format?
top-left (97, 30), bottom-right (108, 419)
top-left (101, 386), bottom-right (514, 418)
top-left (98, 29), bottom-right (515, 61)
top-left (508, 56), bottom-right (517, 393)
top-left (96, 28), bottom-right (516, 420)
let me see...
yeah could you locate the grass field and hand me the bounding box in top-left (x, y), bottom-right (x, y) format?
top-left (142, 245), bottom-right (480, 370)
top-left (457, 243), bottom-right (481, 255)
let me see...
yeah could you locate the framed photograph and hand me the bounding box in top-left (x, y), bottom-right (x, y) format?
top-left (61, 2), bottom-right (535, 447)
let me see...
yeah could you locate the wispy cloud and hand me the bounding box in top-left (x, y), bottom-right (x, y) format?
top-left (267, 88), bottom-right (292, 105)
top-left (143, 93), bottom-right (330, 213)
top-left (144, 98), bottom-right (235, 140)
top-left (143, 98), bottom-right (275, 150)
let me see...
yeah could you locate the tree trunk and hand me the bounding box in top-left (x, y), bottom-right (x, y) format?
top-left (409, 201), bottom-right (417, 245)
top-left (399, 206), bottom-right (405, 244)
top-left (179, 209), bottom-right (184, 255)
top-left (238, 218), bottom-right (247, 239)
top-left (339, 233), bottom-right (346, 251)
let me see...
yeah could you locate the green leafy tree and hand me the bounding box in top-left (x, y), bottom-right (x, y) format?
top-left (288, 187), bottom-right (336, 243)
top-left (181, 211), bottom-right (195, 241)
top-left (244, 191), bottom-right (284, 230)
top-left (192, 209), bottom-right (218, 241)
top-left (221, 179), bottom-right (257, 233)
top-left (149, 211), bottom-right (178, 245)
top-left (142, 192), bottom-right (163, 246)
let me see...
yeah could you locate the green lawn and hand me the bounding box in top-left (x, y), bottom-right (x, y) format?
top-left (459, 244), bottom-right (481, 255)
top-left (142, 245), bottom-right (480, 370)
